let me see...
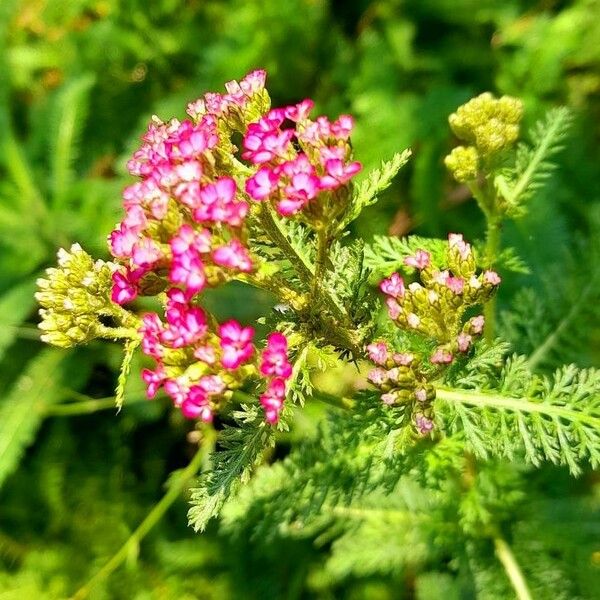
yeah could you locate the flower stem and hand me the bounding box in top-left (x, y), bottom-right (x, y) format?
top-left (483, 214), bottom-right (501, 342)
top-left (494, 536), bottom-right (533, 600)
top-left (70, 428), bottom-right (216, 600)
top-left (257, 203), bottom-right (364, 357)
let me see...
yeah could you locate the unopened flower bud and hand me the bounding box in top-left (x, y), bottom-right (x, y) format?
top-left (444, 146), bottom-right (479, 183)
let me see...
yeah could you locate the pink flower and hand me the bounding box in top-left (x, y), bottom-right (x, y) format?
top-left (170, 120), bottom-right (215, 159)
top-left (414, 388), bottom-right (427, 403)
top-left (181, 399), bottom-right (213, 422)
top-left (260, 332), bottom-right (292, 379)
top-left (260, 377), bottom-right (287, 424)
top-left (367, 368), bottom-right (387, 386)
top-left (242, 123), bottom-right (294, 164)
top-left (366, 342), bottom-right (388, 365)
top-left (139, 313), bottom-right (164, 359)
top-left (431, 347), bottom-right (453, 364)
top-left (393, 352), bottom-right (414, 366)
top-left (111, 268), bottom-right (142, 305)
top-left (380, 273), bottom-right (405, 299)
top-left (407, 313), bottom-right (421, 328)
top-left (198, 374), bottom-right (226, 396)
top-left (330, 115), bottom-right (355, 139)
top-left (386, 297), bottom-right (401, 320)
top-left (445, 276), bottom-right (465, 294)
top-left (246, 167), bottom-right (280, 200)
top-left (319, 158), bottom-right (362, 189)
top-left (195, 178), bottom-right (248, 226)
top-left (433, 270), bottom-right (450, 286)
top-left (181, 385), bottom-right (213, 421)
top-left (381, 392), bottom-right (396, 405)
top-left (457, 332), bottom-right (472, 352)
top-left (109, 227), bottom-right (137, 260)
top-left (219, 320), bottom-right (255, 369)
top-left (469, 315), bottom-right (485, 335)
top-left (142, 366), bottom-right (166, 398)
top-left (132, 237), bottom-right (162, 268)
top-left (484, 270), bottom-right (501, 285)
top-left (415, 414), bottom-right (434, 435)
top-left (164, 377), bottom-right (188, 407)
top-left (284, 171), bottom-right (321, 201)
top-left (448, 233), bottom-right (471, 259)
top-left (276, 197), bottom-right (307, 216)
top-left (194, 344), bottom-right (217, 364)
top-left (403, 250), bottom-right (431, 270)
top-left (212, 239), bottom-right (253, 272)
top-left (161, 299), bottom-right (207, 348)
top-left (169, 251), bottom-right (206, 294)
top-left (284, 99), bottom-right (314, 122)
top-left (170, 224), bottom-right (212, 255)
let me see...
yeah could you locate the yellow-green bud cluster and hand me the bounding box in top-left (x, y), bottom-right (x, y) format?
top-left (36, 244), bottom-right (116, 347)
top-left (445, 93), bottom-right (523, 182)
top-left (372, 235), bottom-right (501, 433)
top-left (444, 146), bottom-right (479, 183)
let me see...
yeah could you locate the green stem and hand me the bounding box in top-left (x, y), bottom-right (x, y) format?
top-left (258, 203), bottom-right (314, 282)
top-left (71, 429), bottom-right (216, 600)
top-left (97, 325), bottom-right (141, 341)
top-left (494, 536), bottom-right (533, 600)
top-left (46, 395), bottom-right (147, 417)
top-left (313, 389), bottom-right (355, 411)
top-left (312, 229), bottom-right (329, 298)
top-left (527, 276), bottom-right (597, 371)
top-left (483, 215), bottom-right (501, 343)
top-left (435, 386), bottom-right (600, 429)
top-left (257, 203), bottom-right (364, 357)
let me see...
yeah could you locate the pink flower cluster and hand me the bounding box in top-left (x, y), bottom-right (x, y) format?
top-left (139, 296), bottom-right (293, 423)
top-left (378, 234), bottom-right (500, 366)
top-left (258, 333), bottom-right (293, 423)
top-left (244, 101), bottom-right (361, 216)
top-left (107, 71), bottom-right (307, 423)
top-left (108, 113), bottom-right (252, 305)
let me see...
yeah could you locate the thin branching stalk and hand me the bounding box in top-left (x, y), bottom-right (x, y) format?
top-left (71, 428), bottom-right (216, 600)
top-left (494, 536), bottom-right (533, 600)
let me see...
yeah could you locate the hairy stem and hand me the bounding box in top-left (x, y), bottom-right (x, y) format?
top-left (494, 536), bottom-right (533, 600)
top-left (257, 203), bottom-right (364, 357)
top-left (71, 428), bottom-right (216, 600)
top-left (258, 203), bottom-right (314, 282)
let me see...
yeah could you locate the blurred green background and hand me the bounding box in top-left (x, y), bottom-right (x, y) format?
top-left (0, 0), bottom-right (598, 598)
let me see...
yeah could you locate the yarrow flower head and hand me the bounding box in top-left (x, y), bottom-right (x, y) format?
top-left (36, 245), bottom-right (119, 347)
top-left (367, 233), bottom-right (501, 435)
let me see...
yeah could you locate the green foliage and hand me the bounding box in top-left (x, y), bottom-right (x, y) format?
top-left (440, 349), bottom-right (600, 475)
top-left (0, 349), bottom-right (89, 489)
top-left (495, 108), bottom-right (572, 217)
top-left (2, 0), bottom-right (600, 598)
top-left (339, 149), bottom-right (412, 232)
top-left (188, 406), bottom-right (275, 532)
top-left (364, 235), bottom-right (447, 280)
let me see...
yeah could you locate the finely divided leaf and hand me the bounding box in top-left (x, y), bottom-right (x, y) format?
top-left (339, 149), bottom-right (411, 232)
top-left (0, 349), bottom-right (85, 488)
top-left (495, 107), bottom-right (572, 217)
top-left (188, 406), bottom-right (274, 531)
top-left (438, 355), bottom-right (600, 475)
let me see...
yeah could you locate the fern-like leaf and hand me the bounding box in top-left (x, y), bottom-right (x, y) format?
top-left (338, 149), bottom-right (411, 232)
top-left (495, 107), bottom-right (572, 217)
top-left (188, 405), bottom-right (274, 531)
top-left (364, 235), bottom-right (447, 280)
top-left (0, 349), bottom-right (89, 488)
top-left (438, 356), bottom-right (600, 475)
